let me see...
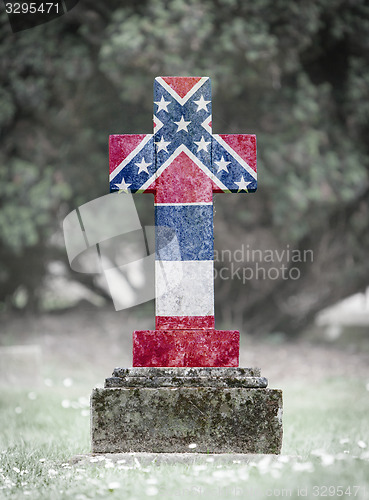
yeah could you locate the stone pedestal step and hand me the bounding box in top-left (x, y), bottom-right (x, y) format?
top-left (105, 375), bottom-right (268, 388)
top-left (113, 367), bottom-right (261, 377)
top-left (107, 367), bottom-right (266, 388)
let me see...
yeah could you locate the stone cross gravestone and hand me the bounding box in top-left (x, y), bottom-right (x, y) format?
top-left (109, 76), bottom-right (256, 367)
top-left (91, 77), bottom-right (283, 454)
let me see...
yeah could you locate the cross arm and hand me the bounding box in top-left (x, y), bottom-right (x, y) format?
top-left (109, 134), bottom-right (156, 193)
top-left (211, 134), bottom-right (257, 193)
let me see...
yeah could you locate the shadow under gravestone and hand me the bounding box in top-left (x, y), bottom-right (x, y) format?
top-left (66, 76), bottom-right (283, 454)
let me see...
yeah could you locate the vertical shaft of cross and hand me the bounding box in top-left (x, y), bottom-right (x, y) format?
top-left (154, 184), bottom-right (215, 330)
top-left (153, 77), bottom-right (215, 330)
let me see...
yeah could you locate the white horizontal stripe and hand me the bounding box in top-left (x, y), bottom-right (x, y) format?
top-left (155, 260), bottom-right (214, 317)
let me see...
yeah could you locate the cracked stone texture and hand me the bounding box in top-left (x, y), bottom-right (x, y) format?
top-left (112, 367), bottom-right (261, 377)
top-left (105, 375), bottom-right (268, 388)
top-left (106, 367), bottom-right (267, 388)
top-left (91, 386), bottom-right (283, 454)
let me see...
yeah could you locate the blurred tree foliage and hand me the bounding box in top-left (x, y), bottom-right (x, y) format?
top-left (0, 0), bottom-right (368, 333)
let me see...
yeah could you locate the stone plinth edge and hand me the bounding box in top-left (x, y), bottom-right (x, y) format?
top-left (106, 366), bottom-right (267, 388)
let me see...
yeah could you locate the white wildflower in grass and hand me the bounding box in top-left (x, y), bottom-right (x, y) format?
top-left (188, 443), bottom-right (197, 449)
top-left (12, 467), bottom-right (20, 474)
top-left (320, 454), bottom-right (335, 466)
top-left (39, 459), bottom-right (46, 463)
top-left (104, 461), bottom-right (114, 469)
top-left (193, 464), bottom-right (207, 472)
top-left (336, 453), bottom-right (350, 460)
top-left (311, 449), bottom-right (325, 457)
top-left (277, 455), bottom-right (290, 463)
top-left (146, 486), bottom-right (159, 496)
top-left (63, 378), bottom-right (73, 387)
top-left (89, 458), bottom-right (99, 463)
top-left (238, 468), bottom-right (249, 481)
top-left (270, 468), bottom-right (281, 479)
top-left (4, 477), bottom-right (15, 488)
top-left (108, 481), bottom-right (121, 491)
top-left (339, 438), bottom-right (349, 444)
top-left (116, 459), bottom-right (126, 464)
top-left (48, 469), bottom-right (58, 477)
top-left (61, 400), bottom-right (70, 409)
top-left (292, 462), bottom-right (314, 472)
top-left (255, 455), bottom-right (272, 474)
top-left (272, 461), bottom-right (283, 470)
top-left (78, 396), bottom-right (89, 407)
top-left (358, 440), bottom-right (367, 449)
top-left (212, 469), bottom-right (236, 479)
top-left (14, 407), bottom-right (22, 414)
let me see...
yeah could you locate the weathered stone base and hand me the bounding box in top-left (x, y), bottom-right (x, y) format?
top-left (91, 368), bottom-right (283, 454)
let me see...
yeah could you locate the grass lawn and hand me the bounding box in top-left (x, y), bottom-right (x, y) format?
top-left (1, 376), bottom-right (369, 499)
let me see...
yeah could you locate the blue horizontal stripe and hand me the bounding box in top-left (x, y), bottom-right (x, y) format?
top-left (155, 205), bottom-right (213, 261)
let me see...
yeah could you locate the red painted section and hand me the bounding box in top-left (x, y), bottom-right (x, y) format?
top-left (155, 151), bottom-right (213, 203)
top-left (133, 329), bottom-right (239, 367)
top-left (219, 134), bottom-right (257, 172)
top-left (156, 316), bottom-right (215, 330)
top-left (109, 134), bottom-right (146, 175)
top-left (161, 77), bottom-right (203, 98)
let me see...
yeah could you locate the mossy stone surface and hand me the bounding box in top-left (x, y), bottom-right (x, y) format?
top-left (91, 380), bottom-right (283, 454)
